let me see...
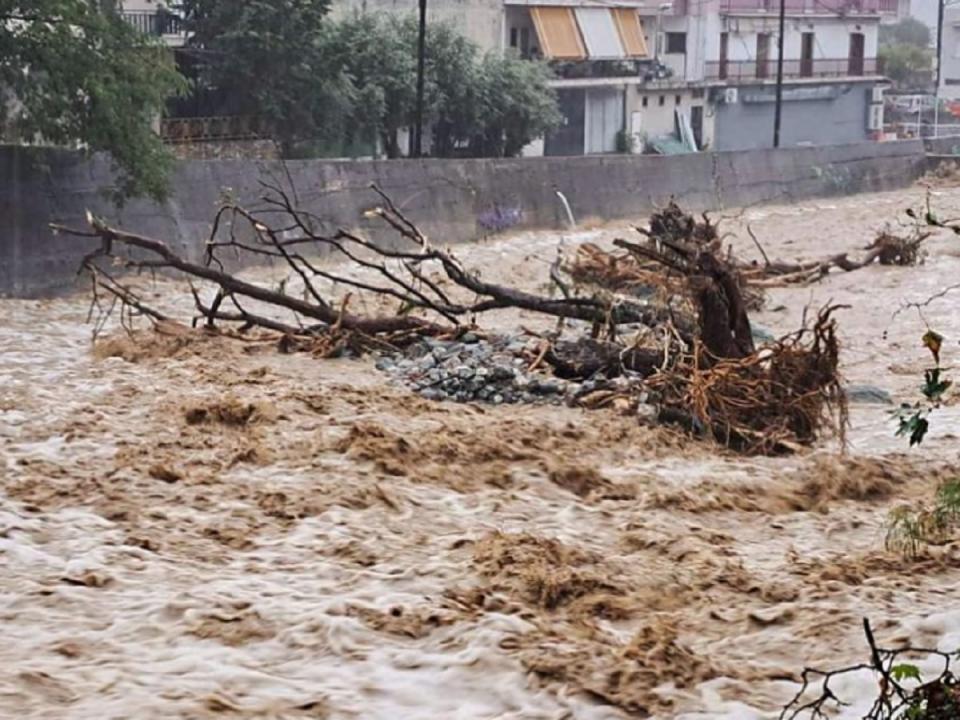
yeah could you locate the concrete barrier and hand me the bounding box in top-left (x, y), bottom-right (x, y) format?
top-left (0, 139), bottom-right (927, 297)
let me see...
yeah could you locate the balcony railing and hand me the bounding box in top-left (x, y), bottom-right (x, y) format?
top-left (120, 10), bottom-right (184, 36)
top-left (705, 57), bottom-right (878, 80)
top-left (160, 116), bottom-right (265, 144)
top-left (720, 0), bottom-right (897, 13)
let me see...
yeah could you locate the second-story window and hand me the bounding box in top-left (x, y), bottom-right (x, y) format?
top-left (665, 32), bottom-right (687, 54)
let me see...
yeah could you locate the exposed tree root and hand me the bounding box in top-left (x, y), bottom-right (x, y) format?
top-left (648, 304), bottom-right (848, 455)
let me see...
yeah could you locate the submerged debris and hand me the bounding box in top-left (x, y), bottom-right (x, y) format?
top-left (376, 333), bottom-right (651, 409)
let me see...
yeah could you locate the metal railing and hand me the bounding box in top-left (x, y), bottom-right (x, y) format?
top-left (705, 57), bottom-right (878, 80)
top-left (160, 116), bottom-right (265, 143)
top-left (719, 0), bottom-right (897, 12)
top-left (120, 11), bottom-right (184, 36)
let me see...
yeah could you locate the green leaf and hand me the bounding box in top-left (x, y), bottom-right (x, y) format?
top-left (891, 663), bottom-right (921, 682)
top-left (894, 407), bottom-right (929, 446)
top-left (922, 367), bottom-right (952, 402)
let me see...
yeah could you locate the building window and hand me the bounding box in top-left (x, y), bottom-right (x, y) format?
top-left (675, 94), bottom-right (681, 105)
top-left (659, 95), bottom-right (665, 106)
top-left (520, 27), bottom-right (530, 56)
top-left (665, 32), bottom-right (686, 54)
top-left (692, 88), bottom-right (705, 99)
top-left (642, 95), bottom-right (649, 107)
top-left (510, 27), bottom-right (518, 48)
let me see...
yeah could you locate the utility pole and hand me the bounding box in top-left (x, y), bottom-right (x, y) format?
top-left (772, 0), bottom-right (786, 148)
top-left (935, 0), bottom-right (945, 138)
top-left (413, 0), bottom-right (427, 158)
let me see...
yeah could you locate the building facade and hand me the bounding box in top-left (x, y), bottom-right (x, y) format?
top-left (120, 0), bottom-right (896, 156)
top-left (706, 0), bottom-right (889, 150)
top-left (939, 4), bottom-right (960, 100)
top-left (118, 0), bottom-right (186, 45)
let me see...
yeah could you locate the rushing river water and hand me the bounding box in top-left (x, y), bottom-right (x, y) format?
top-left (1, 186), bottom-right (959, 719)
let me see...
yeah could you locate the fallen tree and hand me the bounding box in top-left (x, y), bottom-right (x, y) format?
top-left (55, 185), bottom-right (847, 455)
top-left (569, 202), bottom-right (932, 295)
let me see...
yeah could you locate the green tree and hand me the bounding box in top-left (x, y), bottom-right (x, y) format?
top-left (879, 17), bottom-right (933, 90)
top-left (879, 43), bottom-right (933, 88)
top-left (322, 13), bottom-right (416, 158)
top-left (473, 51), bottom-right (561, 157)
top-left (879, 17), bottom-right (932, 49)
top-left (0, 0), bottom-right (185, 200)
top-left (325, 14), bottom-right (560, 158)
top-left (181, 0), bottom-right (353, 155)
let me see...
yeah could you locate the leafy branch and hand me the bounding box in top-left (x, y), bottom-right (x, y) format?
top-left (780, 619), bottom-right (960, 720)
top-left (891, 330), bottom-right (952, 447)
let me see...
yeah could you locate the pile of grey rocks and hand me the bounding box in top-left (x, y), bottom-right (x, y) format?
top-left (374, 333), bottom-right (612, 405)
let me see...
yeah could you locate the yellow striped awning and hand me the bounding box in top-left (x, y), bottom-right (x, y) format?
top-left (612, 8), bottom-right (649, 58)
top-left (529, 6), bottom-right (587, 60)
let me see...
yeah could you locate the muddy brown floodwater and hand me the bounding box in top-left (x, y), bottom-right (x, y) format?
top-left (2, 185), bottom-right (960, 720)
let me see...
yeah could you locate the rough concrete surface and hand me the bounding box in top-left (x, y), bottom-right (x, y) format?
top-left (0, 139), bottom-right (927, 296)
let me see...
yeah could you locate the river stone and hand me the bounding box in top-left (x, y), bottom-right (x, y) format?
top-left (751, 326), bottom-right (777, 344)
top-left (846, 384), bottom-right (893, 405)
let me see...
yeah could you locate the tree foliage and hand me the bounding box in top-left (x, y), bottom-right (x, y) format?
top-left (880, 43), bottom-right (933, 89)
top-left (0, 0), bottom-right (185, 200)
top-left (880, 17), bottom-right (932, 49)
top-left (181, 0), bottom-right (354, 154)
top-left (182, 5), bottom-right (560, 159)
top-left (325, 14), bottom-right (561, 158)
top-left (879, 17), bottom-right (933, 90)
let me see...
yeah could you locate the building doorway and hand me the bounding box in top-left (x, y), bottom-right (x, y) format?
top-left (544, 88), bottom-right (586, 156)
top-left (690, 105), bottom-right (704, 148)
top-left (800, 32), bottom-right (815, 77)
top-left (756, 33), bottom-right (770, 79)
top-left (719, 32), bottom-right (728, 80)
top-left (585, 87), bottom-right (624, 153)
top-left (849, 32), bottom-right (865, 76)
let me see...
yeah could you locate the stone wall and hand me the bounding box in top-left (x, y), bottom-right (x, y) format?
top-left (0, 139), bottom-right (927, 297)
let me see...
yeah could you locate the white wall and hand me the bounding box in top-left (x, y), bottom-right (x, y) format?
top-left (708, 16), bottom-right (878, 63)
top-left (332, 0), bottom-right (504, 54)
top-left (941, 7), bottom-right (960, 97)
top-left (120, 0), bottom-right (164, 11)
top-left (628, 86), bottom-right (714, 148)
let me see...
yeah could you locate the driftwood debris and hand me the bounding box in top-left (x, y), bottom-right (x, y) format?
top-left (57, 187), bottom-right (850, 455)
top-left (56, 184), bottom-right (664, 343)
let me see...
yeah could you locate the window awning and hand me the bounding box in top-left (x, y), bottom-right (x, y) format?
top-left (612, 8), bottom-right (649, 58)
top-left (529, 6), bottom-right (587, 60)
top-left (574, 7), bottom-right (625, 59)
top-left (528, 6), bottom-right (649, 60)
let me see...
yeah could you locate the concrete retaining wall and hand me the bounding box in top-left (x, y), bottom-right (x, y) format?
top-left (0, 139), bottom-right (927, 297)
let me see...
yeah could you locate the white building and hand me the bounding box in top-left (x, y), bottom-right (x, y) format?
top-left (120, 0), bottom-right (896, 154)
top-left (939, 4), bottom-right (960, 99)
top-left (705, 0), bottom-right (889, 150)
top-left (118, 0), bottom-right (186, 45)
